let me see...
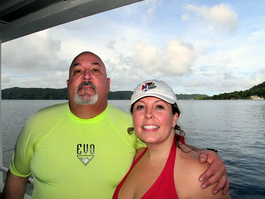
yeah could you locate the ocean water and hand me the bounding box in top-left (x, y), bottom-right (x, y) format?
top-left (1, 99), bottom-right (265, 198)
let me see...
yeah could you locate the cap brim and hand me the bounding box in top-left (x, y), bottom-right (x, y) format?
top-left (130, 92), bottom-right (175, 106)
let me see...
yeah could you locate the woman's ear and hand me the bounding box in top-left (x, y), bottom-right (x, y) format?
top-left (172, 112), bottom-right (179, 128)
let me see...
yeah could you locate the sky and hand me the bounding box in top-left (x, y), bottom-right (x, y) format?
top-left (1, 0), bottom-right (265, 96)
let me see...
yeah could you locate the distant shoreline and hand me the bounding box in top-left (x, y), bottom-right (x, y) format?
top-left (1, 81), bottom-right (265, 100)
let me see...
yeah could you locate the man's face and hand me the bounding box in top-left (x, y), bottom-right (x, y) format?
top-left (67, 52), bottom-right (110, 105)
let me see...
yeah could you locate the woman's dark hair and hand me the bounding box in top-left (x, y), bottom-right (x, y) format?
top-left (129, 102), bottom-right (186, 148)
top-left (171, 103), bottom-right (186, 148)
top-left (171, 103), bottom-right (185, 136)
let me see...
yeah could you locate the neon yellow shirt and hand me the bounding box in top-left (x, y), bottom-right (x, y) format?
top-left (10, 102), bottom-right (144, 198)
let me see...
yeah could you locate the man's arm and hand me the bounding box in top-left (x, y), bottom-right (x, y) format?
top-left (2, 170), bottom-right (29, 199)
top-left (186, 144), bottom-right (229, 195)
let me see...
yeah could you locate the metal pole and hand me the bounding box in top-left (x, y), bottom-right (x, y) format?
top-left (0, 39), bottom-right (4, 189)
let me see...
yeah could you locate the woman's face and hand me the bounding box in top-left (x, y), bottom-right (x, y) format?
top-left (132, 96), bottom-right (179, 144)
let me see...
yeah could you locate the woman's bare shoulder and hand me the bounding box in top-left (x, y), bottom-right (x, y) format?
top-left (176, 143), bottom-right (207, 175)
top-left (133, 148), bottom-right (146, 161)
top-left (174, 143), bottom-right (231, 199)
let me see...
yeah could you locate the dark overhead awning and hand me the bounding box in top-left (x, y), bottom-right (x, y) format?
top-left (0, 0), bottom-right (143, 43)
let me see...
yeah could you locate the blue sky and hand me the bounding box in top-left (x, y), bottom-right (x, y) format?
top-left (2, 0), bottom-right (265, 96)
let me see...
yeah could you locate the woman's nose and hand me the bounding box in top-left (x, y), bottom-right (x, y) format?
top-left (145, 109), bottom-right (154, 119)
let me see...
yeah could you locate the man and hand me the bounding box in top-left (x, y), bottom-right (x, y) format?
top-left (3, 52), bottom-right (229, 198)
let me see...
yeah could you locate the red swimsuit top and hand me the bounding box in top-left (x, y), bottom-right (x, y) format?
top-left (113, 134), bottom-right (185, 199)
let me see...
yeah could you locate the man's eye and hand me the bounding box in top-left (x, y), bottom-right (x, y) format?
top-left (92, 68), bottom-right (100, 72)
top-left (74, 70), bottom-right (81, 74)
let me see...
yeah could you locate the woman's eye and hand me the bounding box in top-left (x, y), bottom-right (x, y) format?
top-left (156, 105), bottom-right (164, 109)
top-left (136, 105), bottom-right (144, 110)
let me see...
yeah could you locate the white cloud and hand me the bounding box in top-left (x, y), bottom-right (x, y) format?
top-left (145, 0), bottom-right (162, 17)
top-left (1, 74), bottom-right (14, 89)
top-left (183, 3), bottom-right (238, 34)
top-left (131, 41), bottom-right (162, 73)
top-left (186, 79), bottom-right (214, 88)
top-left (163, 39), bottom-right (197, 75)
top-left (1, 30), bottom-right (70, 89)
top-left (130, 38), bottom-right (198, 76)
top-left (2, 30), bottom-right (64, 72)
top-left (239, 69), bottom-right (265, 90)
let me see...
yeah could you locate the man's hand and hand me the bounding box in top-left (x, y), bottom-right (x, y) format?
top-left (199, 149), bottom-right (229, 195)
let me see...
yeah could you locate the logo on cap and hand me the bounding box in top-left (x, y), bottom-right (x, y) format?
top-left (142, 82), bottom-right (156, 92)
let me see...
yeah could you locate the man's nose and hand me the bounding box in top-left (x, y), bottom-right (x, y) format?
top-left (82, 70), bottom-right (92, 81)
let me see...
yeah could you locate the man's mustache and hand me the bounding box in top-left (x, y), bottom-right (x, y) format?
top-left (77, 81), bottom-right (97, 91)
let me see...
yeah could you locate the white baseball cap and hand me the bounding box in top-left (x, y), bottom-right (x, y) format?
top-left (130, 79), bottom-right (177, 106)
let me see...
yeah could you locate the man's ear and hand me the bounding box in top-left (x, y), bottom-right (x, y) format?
top-left (107, 78), bottom-right (111, 92)
top-left (66, 80), bottom-right (69, 87)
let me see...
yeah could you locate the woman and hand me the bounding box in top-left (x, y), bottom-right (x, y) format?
top-left (113, 79), bottom-right (231, 199)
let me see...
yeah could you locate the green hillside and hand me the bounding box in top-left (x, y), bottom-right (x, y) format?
top-left (203, 81), bottom-right (265, 100)
top-left (1, 87), bottom-right (206, 100)
top-left (2, 81), bottom-right (264, 100)
top-left (1, 87), bottom-right (68, 100)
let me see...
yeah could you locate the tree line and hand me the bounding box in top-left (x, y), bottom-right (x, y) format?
top-left (1, 81), bottom-right (264, 100)
top-left (203, 81), bottom-right (265, 100)
top-left (1, 87), bottom-right (206, 100)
